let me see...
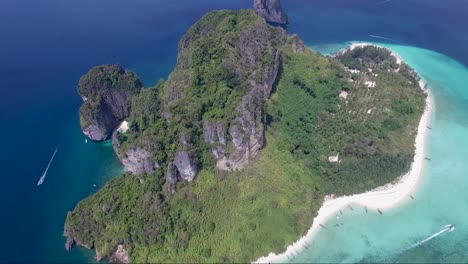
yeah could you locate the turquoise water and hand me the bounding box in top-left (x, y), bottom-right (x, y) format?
top-left (290, 43), bottom-right (468, 263)
top-left (2, 0), bottom-right (468, 262)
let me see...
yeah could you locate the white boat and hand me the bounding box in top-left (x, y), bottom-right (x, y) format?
top-left (37, 172), bottom-right (46, 186)
top-left (37, 146), bottom-right (59, 186)
top-left (444, 224), bottom-right (455, 232)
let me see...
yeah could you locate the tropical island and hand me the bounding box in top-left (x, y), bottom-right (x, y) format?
top-left (64, 2), bottom-right (426, 263)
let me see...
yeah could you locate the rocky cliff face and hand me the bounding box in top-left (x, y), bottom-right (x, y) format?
top-left (112, 131), bottom-right (159, 176)
top-left (254, 0), bottom-right (288, 25)
top-left (64, 222), bottom-right (92, 252)
top-left (162, 10), bottom-right (286, 185)
top-left (204, 18), bottom-right (285, 171)
top-left (164, 133), bottom-right (198, 193)
top-left (78, 64), bottom-right (142, 141)
top-left (165, 162), bottom-right (178, 194)
top-left (203, 120), bottom-right (227, 160)
top-left (122, 148), bottom-right (159, 175)
top-left (174, 151), bottom-right (197, 181)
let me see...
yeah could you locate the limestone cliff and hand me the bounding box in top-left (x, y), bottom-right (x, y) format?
top-left (160, 10), bottom-right (286, 189)
top-left (254, 0), bottom-right (289, 25)
top-left (112, 132), bottom-right (160, 176)
top-left (78, 64), bottom-right (142, 141)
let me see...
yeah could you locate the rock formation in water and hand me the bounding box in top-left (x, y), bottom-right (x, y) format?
top-left (254, 0), bottom-right (289, 25)
top-left (65, 8), bottom-right (427, 263)
top-left (78, 64), bottom-right (142, 141)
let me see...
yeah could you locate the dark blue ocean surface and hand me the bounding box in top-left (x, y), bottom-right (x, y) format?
top-left (1, 0), bottom-right (467, 262)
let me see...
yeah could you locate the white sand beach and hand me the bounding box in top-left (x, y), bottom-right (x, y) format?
top-left (255, 44), bottom-right (434, 264)
top-left (117, 120), bottom-right (129, 133)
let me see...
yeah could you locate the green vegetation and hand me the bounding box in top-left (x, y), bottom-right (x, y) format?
top-left (115, 81), bottom-right (168, 159)
top-left (337, 45), bottom-right (399, 71)
top-left (79, 99), bottom-right (101, 128)
top-left (66, 11), bottom-right (426, 263)
top-left (78, 64), bottom-right (142, 97)
top-left (268, 43), bottom-right (425, 195)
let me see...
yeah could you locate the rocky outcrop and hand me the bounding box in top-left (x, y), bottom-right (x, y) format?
top-left (203, 121), bottom-right (226, 145)
top-left (164, 153), bottom-right (197, 194)
top-left (165, 162), bottom-right (178, 194)
top-left (112, 131), bottom-right (159, 175)
top-left (78, 64), bottom-right (142, 141)
top-left (215, 86), bottom-right (267, 171)
top-left (65, 237), bottom-right (75, 251)
top-left (164, 133), bottom-right (199, 194)
top-left (254, 0), bottom-right (288, 25)
top-left (111, 244), bottom-right (130, 263)
top-left (121, 148), bottom-right (159, 175)
top-left (209, 37), bottom-right (284, 171)
top-left (158, 11), bottom-right (286, 180)
top-left (225, 88), bottom-right (267, 170)
top-left (203, 121), bottom-right (227, 159)
top-left (186, 13), bottom-right (287, 172)
top-left (63, 224), bottom-right (93, 252)
top-left (291, 34), bottom-right (306, 53)
top-left (174, 151), bottom-right (197, 182)
top-left (95, 251), bottom-right (104, 262)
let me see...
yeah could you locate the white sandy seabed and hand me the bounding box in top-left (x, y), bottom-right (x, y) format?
top-left (255, 43), bottom-right (434, 264)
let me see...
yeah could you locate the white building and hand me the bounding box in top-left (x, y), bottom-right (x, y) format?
top-left (328, 152), bottom-right (340, 163)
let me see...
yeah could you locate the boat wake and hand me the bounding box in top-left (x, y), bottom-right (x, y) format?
top-left (406, 225), bottom-right (455, 250)
top-left (37, 145), bottom-right (60, 186)
top-left (368, 34), bottom-right (405, 44)
top-left (376, 0), bottom-right (392, 5)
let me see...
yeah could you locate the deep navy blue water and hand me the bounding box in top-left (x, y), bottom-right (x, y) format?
top-left (1, 0), bottom-right (467, 262)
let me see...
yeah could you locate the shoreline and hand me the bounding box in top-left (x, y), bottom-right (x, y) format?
top-left (255, 43), bottom-right (434, 263)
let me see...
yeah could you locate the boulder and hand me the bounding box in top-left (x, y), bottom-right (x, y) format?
top-left (112, 131), bottom-right (159, 175)
top-left (120, 148), bottom-right (159, 175)
top-left (173, 151), bottom-right (197, 182)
